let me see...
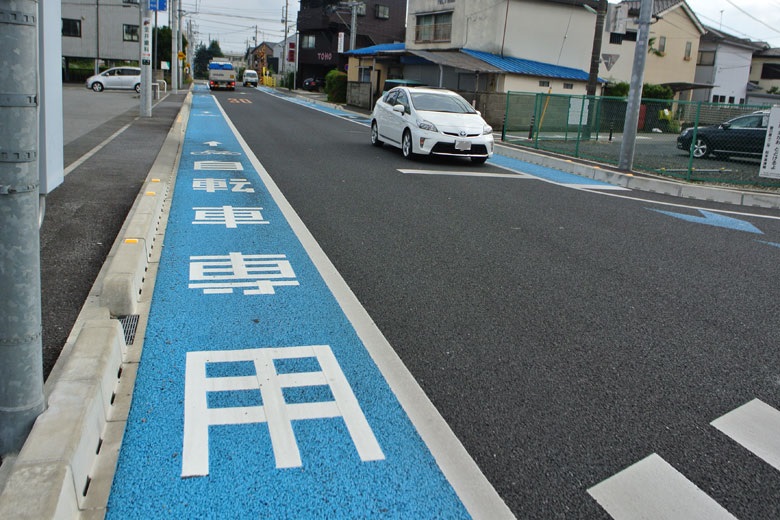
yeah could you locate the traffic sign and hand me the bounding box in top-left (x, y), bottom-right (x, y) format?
top-left (149, 0), bottom-right (167, 10)
top-left (178, 51), bottom-right (186, 60)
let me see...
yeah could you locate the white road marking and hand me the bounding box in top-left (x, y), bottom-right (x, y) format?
top-left (398, 169), bottom-right (532, 179)
top-left (588, 454), bottom-right (737, 520)
top-left (711, 399), bottom-right (780, 472)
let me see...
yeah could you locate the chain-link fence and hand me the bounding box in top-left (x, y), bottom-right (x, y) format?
top-left (502, 91), bottom-right (778, 187)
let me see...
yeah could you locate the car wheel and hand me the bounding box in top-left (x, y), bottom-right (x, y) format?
top-left (402, 130), bottom-right (414, 159)
top-left (91, 82), bottom-right (104, 92)
top-left (371, 121), bottom-right (383, 147)
top-left (134, 83), bottom-right (141, 94)
top-left (692, 138), bottom-right (711, 158)
top-left (471, 156), bottom-right (488, 165)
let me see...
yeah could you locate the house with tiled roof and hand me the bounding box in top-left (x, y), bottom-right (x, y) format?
top-left (600, 0), bottom-right (706, 99)
top-left (749, 47), bottom-right (780, 98)
top-left (402, 0), bottom-right (603, 95)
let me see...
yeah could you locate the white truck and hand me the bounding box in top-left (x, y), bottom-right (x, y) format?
top-left (208, 59), bottom-right (236, 91)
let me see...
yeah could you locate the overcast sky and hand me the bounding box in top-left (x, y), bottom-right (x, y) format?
top-left (159, 1), bottom-right (780, 55)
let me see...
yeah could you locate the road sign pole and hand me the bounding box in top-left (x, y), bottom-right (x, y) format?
top-left (140, 2), bottom-right (152, 117)
top-left (0, 0), bottom-right (46, 455)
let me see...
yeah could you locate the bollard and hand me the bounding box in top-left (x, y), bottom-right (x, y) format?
top-left (609, 122), bottom-right (614, 143)
top-left (528, 116), bottom-right (535, 140)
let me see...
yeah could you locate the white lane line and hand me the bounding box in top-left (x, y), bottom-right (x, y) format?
top-left (63, 121), bottom-right (135, 176)
top-left (398, 169), bottom-right (532, 179)
top-left (588, 454), bottom-right (737, 520)
top-left (214, 98), bottom-right (515, 519)
top-left (711, 399), bottom-right (780, 472)
top-left (557, 183), bottom-right (631, 191)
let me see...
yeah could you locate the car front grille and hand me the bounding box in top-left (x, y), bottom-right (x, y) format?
top-left (431, 143), bottom-right (489, 156)
top-left (443, 131), bottom-right (480, 138)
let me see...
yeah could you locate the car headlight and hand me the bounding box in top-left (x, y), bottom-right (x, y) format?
top-left (483, 124), bottom-right (493, 135)
top-left (680, 128), bottom-right (691, 137)
top-left (417, 120), bottom-right (438, 132)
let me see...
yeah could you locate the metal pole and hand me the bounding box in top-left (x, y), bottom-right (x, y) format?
top-left (0, 0), bottom-right (46, 454)
top-left (618, 0), bottom-right (654, 171)
top-left (350, 3), bottom-right (357, 51)
top-left (140, 2), bottom-right (152, 117)
top-left (171, 0), bottom-right (178, 94)
top-left (178, 0), bottom-right (183, 90)
top-left (95, 0), bottom-right (101, 75)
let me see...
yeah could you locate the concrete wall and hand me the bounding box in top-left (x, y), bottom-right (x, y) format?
top-left (62, 0), bottom-right (142, 63)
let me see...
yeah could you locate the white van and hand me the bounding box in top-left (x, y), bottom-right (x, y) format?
top-left (242, 70), bottom-right (258, 87)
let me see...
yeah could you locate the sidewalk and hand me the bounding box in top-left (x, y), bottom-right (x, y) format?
top-left (2, 83), bottom-right (780, 518)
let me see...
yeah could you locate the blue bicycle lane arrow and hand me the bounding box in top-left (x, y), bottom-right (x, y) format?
top-left (106, 86), bottom-right (511, 519)
top-left (649, 208), bottom-right (764, 234)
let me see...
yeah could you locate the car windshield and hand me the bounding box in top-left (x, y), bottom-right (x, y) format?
top-left (410, 92), bottom-right (476, 114)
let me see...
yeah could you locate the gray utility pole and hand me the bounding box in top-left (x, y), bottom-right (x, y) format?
top-left (618, 0), bottom-right (654, 171)
top-left (282, 0), bottom-right (289, 76)
top-left (0, 0), bottom-right (46, 454)
top-left (171, 0), bottom-right (179, 95)
top-left (350, 2), bottom-right (357, 51)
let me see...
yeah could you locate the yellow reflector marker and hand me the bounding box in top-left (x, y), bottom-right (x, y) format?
top-left (125, 239), bottom-right (139, 244)
top-left (145, 191), bottom-right (156, 196)
top-left (151, 178), bottom-right (160, 182)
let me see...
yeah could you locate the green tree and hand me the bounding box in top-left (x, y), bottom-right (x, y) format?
top-left (324, 69), bottom-right (347, 103)
top-left (194, 40), bottom-right (224, 79)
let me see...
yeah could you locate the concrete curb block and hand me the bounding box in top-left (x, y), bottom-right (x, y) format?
top-left (494, 143), bottom-right (780, 209)
top-left (0, 91), bottom-right (192, 518)
top-left (0, 320), bottom-right (125, 519)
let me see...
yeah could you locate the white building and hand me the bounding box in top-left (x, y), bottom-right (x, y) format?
top-left (692, 26), bottom-right (766, 104)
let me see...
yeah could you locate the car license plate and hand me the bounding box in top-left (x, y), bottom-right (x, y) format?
top-left (455, 140), bottom-right (472, 151)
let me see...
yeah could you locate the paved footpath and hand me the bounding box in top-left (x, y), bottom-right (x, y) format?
top-left (106, 85), bottom-right (511, 518)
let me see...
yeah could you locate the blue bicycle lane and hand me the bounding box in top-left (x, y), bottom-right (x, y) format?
top-left (106, 86), bottom-right (511, 518)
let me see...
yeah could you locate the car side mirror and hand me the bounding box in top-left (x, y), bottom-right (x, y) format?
top-left (721, 122), bottom-right (731, 129)
top-left (393, 104), bottom-right (405, 113)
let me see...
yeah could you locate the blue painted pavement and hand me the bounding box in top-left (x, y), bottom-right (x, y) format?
top-left (107, 86), bottom-right (469, 518)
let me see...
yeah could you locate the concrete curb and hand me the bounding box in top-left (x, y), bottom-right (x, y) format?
top-left (0, 92), bottom-right (191, 520)
top-left (494, 143), bottom-right (780, 209)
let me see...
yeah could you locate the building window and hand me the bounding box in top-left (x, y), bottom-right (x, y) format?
top-left (62, 18), bottom-right (81, 37)
top-left (623, 31), bottom-right (637, 42)
top-left (539, 80), bottom-right (550, 87)
top-left (356, 2), bottom-right (366, 16)
top-left (760, 63), bottom-right (780, 79)
top-left (415, 11), bottom-right (452, 43)
top-left (697, 51), bottom-right (715, 66)
top-left (609, 32), bottom-right (623, 45)
top-left (563, 83), bottom-right (574, 90)
top-left (302, 34), bottom-right (315, 49)
top-left (658, 36), bottom-right (666, 53)
top-left (684, 41), bottom-right (692, 60)
top-left (123, 24), bottom-right (139, 42)
top-left (375, 5), bottom-right (389, 19)
top-left (728, 96), bottom-right (735, 104)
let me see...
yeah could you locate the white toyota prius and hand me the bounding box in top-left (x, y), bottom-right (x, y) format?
top-left (370, 86), bottom-right (494, 164)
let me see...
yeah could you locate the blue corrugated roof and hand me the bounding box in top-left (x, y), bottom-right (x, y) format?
top-left (461, 49), bottom-right (604, 83)
top-left (345, 43), bottom-right (406, 55)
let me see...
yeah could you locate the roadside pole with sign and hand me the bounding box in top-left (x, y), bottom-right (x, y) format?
top-left (140, 6), bottom-right (152, 117)
top-left (759, 106), bottom-right (780, 180)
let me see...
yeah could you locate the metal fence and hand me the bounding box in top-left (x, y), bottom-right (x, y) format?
top-left (502, 91), bottom-right (778, 187)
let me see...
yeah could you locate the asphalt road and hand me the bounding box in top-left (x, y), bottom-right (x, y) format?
top-left (215, 86), bottom-right (780, 518)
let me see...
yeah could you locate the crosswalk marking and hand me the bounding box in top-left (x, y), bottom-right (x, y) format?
top-left (588, 454), bottom-right (737, 520)
top-left (711, 399), bottom-right (780, 472)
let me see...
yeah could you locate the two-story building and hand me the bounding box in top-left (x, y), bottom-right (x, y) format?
top-left (599, 0), bottom-right (706, 100)
top-left (749, 47), bottom-right (780, 99)
top-left (403, 0), bottom-right (600, 95)
top-left (691, 26), bottom-right (766, 104)
top-left (61, 0), bottom-right (143, 79)
top-left (296, 0), bottom-right (406, 87)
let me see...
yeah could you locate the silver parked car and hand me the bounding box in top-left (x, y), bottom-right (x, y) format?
top-left (86, 66), bottom-right (142, 93)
